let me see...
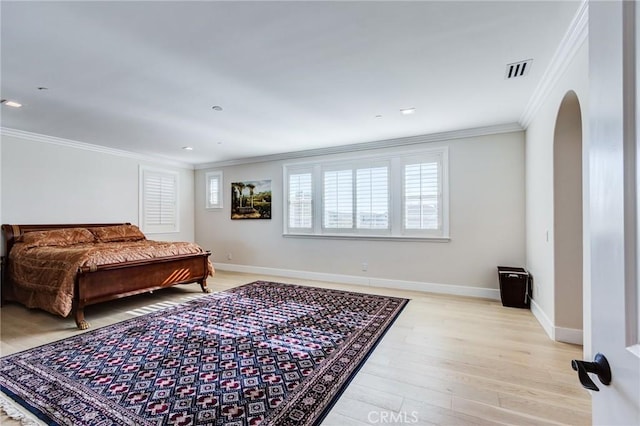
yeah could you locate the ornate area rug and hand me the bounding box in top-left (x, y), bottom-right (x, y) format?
top-left (0, 281), bottom-right (408, 425)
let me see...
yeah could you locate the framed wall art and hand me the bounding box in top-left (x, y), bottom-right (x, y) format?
top-left (231, 180), bottom-right (272, 220)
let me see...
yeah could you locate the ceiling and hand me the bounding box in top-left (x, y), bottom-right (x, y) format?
top-left (1, 1), bottom-right (581, 166)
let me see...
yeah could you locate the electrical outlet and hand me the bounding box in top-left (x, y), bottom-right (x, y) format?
top-left (361, 262), bottom-right (368, 272)
top-left (227, 252), bottom-right (232, 261)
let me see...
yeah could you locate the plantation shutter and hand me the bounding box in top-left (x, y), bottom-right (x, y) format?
top-left (283, 147), bottom-right (447, 238)
top-left (323, 169), bottom-right (353, 229)
top-left (140, 168), bottom-right (179, 233)
top-left (356, 166), bottom-right (389, 229)
top-left (209, 175), bottom-right (220, 207)
top-left (206, 171), bottom-right (223, 209)
top-left (288, 172), bottom-right (313, 229)
top-left (404, 161), bottom-right (440, 230)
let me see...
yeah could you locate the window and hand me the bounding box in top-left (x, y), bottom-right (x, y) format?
top-left (356, 166), bottom-right (389, 230)
top-left (404, 161), bottom-right (440, 230)
top-left (283, 148), bottom-right (448, 239)
top-left (139, 167), bottom-right (179, 234)
top-left (288, 171), bottom-right (313, 230)
top-left (205, 171), bottom-right (223, 209)
top-left (321, 164), bottom-right (389, 232)
top-left (323, 169), bottom-right (354, 229)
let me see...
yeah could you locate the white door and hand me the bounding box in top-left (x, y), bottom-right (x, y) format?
top-left (588, 1), bottom-right (640, 424)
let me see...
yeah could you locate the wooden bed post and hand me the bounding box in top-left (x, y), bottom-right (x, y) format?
top-left (200, 278), bottom-right (211, 293)
top-left (1, 256), bottom-right (5, 307)
top-left (200, 254), bottom-right (212, 293)
top-left (74, 306), bottom-right (90, 330)
top-left (1, 224), bottom-right (18, 307)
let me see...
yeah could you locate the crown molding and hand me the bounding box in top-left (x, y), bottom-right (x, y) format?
top-left (2, 121), bottom-right (524, 172)
top-left (0, 127), bottom-right (194, 170)
top-left (195, 122), bottom-right (523, 169)
top-left (519, 0), bottom-right (588, 128)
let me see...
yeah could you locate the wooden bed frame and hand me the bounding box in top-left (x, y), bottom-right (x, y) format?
top-left (1, 223), bottom-right (212, 329)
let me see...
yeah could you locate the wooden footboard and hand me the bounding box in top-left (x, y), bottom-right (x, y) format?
top-left (2, 223), bottom-right (213, 329)
top-left (74, 252), bottom-right (211, 329)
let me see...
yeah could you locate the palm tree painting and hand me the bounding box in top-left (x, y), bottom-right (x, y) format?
top-left (247, 183), bottom-right (256, 208)
top-left (231, 180), bottom-right (271, 219)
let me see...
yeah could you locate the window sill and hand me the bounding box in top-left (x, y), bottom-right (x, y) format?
top-left (143, 229), bottom-right (180, 234)
top-left (282, 233), bottom-right (450, 242)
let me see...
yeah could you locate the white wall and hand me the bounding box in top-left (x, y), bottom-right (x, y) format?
top-left (525, 41), bottom-right (589, 343)
top-left (553, 92), bottom-right (583, 332)
top-left (1, 133), bottom-right (195, 254)
top-left (196, 131), bottom-right (525, 293)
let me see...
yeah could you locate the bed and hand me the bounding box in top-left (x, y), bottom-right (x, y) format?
top-left (1, 223), bottom-right (213, 330)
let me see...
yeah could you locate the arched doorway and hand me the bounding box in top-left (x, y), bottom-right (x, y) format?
top-left (553, 90), bottom-right (583, 343)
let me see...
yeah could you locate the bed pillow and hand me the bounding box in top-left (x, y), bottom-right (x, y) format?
top-left (90, 224), bottom-right (147, 242)
top-left (20, 228), bottom-right (96, 248)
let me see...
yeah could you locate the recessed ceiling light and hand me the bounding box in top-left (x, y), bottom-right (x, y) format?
top-left (182, 146), bottom-right (194, 151)
top-left (400, 108), bottom-right (415, 115)
top-left (212, 106), bottom-right (223, 111)
top-left (1, 99), bottom-right (22, 108)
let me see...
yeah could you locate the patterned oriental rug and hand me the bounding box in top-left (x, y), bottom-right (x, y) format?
top-left (0, 281), bottom-right (408, 425)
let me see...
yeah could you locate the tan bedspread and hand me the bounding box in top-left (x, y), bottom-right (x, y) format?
top-left (8, 240), bottom-right (214, 317)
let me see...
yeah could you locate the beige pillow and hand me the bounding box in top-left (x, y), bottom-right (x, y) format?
top-left (20, 228), bottom-right (96, 248)
top-left (90, 224), bottom-right (146, 242)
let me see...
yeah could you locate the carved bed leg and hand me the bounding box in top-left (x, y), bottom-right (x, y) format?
top-left (200, 279), bottom-right (211, 294)
top-left (75, 308), bottom-right (90, 330)
top-left (1, 256), bottom-right (7, 307)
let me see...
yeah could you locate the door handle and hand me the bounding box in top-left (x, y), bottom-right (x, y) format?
top-left (571, 352), bottom-right (612, 391)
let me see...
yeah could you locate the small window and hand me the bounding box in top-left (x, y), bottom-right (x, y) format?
top-left (206, 171), bottom-right (223, 209)
top-left (139, 166), bottom-right (179, 234)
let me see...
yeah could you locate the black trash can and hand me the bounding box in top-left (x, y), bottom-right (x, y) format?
top-left (497, 266), bottom-right (531, 308)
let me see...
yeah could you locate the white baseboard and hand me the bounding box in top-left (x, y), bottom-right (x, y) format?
top-left (555, 327), bottom-right (583, 345)
top-left (530, 298), bottom-right (555, 340)
top-left (214, 263), bottom-right (501, 301)
top-left (530, 298), bottom-right (583, 344)
top-left (215, 263), bottom-right (583, 344)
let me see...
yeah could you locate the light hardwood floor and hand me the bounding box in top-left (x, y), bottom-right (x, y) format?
top-left (0, 271), bottom-right (591, 425)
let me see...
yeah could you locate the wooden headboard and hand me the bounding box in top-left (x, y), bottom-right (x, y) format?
top-left (1, 223), bottom-right (131, 258)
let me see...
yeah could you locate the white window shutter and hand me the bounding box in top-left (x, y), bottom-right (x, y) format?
top-left (404, 161), bottom-right (440, 230)
top-left (206, 171), bottom-right (223, 209)
top-left (140, 167), bottom-right (179, 233)
top-left (283, 147), bottom-right (447, 239)
top-left (356, 166), bottom-right (389, 229)
top-left (288, 172), bottom-right (313, 229)
top-left (323, 169), bottom-right (353, 229)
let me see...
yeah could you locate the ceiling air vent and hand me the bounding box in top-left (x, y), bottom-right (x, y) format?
top-left (505, 59), bottom-right (533, 79)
